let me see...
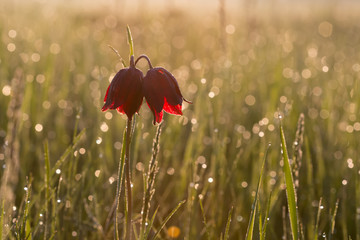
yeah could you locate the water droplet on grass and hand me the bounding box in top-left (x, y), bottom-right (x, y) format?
top-left (96, 137), bottom-right (102, 144)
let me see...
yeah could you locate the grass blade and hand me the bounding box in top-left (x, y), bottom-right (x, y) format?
top-left (43, 140), bottom-right (51, 240)
top-left (144, 206), bottom-right (159, 239)
top-left (127, 25), bottom-right (134, 57)
top-left (280, 123), bottom-right (299, 240)
top-left (245, 144), bottom-right (271, 240)
top-left (313, 198), bottom-right (322, 240)
top-left (0, 200), bottom-right (4, 239)
top-left (199, 197), bottom-right (210, 240)
top-left (260, 192), bottom-right (272, 240)
top-left (224, 206), bottom-right (233, 240)
top-left (21, 181), bottom-right (31, 240)
top-left (51, 129), bottom-right (85, 177)
top-left (328, 199), bottom-right (339, 240)
top-left (108, 45), bottom-right (126, 67)
top-left (150, 200), bottom-right (186, 240)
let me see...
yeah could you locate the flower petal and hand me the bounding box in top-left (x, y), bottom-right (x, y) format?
top-left (163, 98), bottom-right (182, 115)
top-left (101, 67), bottom-right (144, 119)
top-left (146, 102), bottom-right (163, 124)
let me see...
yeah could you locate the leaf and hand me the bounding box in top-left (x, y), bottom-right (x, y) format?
top-left (245, 144), bottom-right (271, 240)
top-left (280, 124), bottom-right (299, 240)
top-left (150, 200), bottom-right (186, 240)
top-left (224, 206), bottom-right (233, 240)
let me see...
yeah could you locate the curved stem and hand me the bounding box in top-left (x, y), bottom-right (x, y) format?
top-left (135, 54), bottom-right (153, 69)
top-left (125, 118), bottom-right (133, 240)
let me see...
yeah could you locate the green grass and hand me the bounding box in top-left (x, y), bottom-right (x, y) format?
top-left (1, 1), bottom-right (360, 239)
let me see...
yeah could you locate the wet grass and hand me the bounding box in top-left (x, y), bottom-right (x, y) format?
top-left (1, 1), bottom-right (360, 239)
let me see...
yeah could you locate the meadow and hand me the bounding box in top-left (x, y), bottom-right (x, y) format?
top-left (1, 1), bottom-right (360, 239)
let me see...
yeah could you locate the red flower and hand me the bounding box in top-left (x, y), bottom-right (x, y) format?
top-left (143, 67), bottom-right (190, 124)
top-left (101, 58), bottom-right (143, 119)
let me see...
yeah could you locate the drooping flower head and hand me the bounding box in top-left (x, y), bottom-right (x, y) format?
top-left (102, 56), bottom-right (144, 119)
top-left (142, 66), bottom-right (190, 124)
top-left (102, 51), bottom-right (190, 124)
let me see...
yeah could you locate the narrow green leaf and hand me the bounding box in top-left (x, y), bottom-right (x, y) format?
top-left (51, 129), bottom-right (85, 177)
top-left (21, 182), bottom-right (31, 240)
top-left (150, 200), bottom-right (186, 240)
top-left (44, 140), bottom-right (51, 240)
top-left (126, 25), bottom-right (134, 57)
top-left (0, 200), bottom-right (4, 240)
top-left (260, 192), bottom-right (272, 240)
top-left (224, 206), bottom-right (233, 240)
top-left (328, 199), bottom-right (339, 240)
top-left (199, 197), bottom-right (210, 240)
top-left (280, 124), bottom-right (299, 240)
top-left (108, 45), bottom-right (127, 67)
top-left (313, 198), bottom-right (322, 240)
top-left (245, 144), bottom-right (271, 240)
top-left (145, 206), bottom-right (159, 239)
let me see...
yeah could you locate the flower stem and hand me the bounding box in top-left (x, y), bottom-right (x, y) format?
top-left (125, 118), bottom-right (133, 240)
top-left (135, 54), bottom-right (153, 69)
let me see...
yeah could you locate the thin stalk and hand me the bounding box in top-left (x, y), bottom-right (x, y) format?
top-left (140, 124), bottom-right (162, 240)
top-left (135, 55), bottom-right (153, 69)
top-left (0, 200), bottom-right (4, 239)
top-left (224, 206), bottom-right (233, 240)
top-left (108, 45), bottom-right (127, 68)
top-left (313, 198), bottom-right (322, 240)
top-left (44, 140), bottom-right (51, 240)
top-left (114, 130), bottom-right (127, 240)
top-left (125, 118), bottom-right (133, 240)
top-left (328, 199), bottom-right (339, 240)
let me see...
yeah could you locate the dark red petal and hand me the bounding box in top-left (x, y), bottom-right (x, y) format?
top-left (146, 102), bottom-right (163, 124)
top-left (116, 106), bottom-right (125, 114)
top-left (159, 68), bottom-right (183, 104)
top-left (143, 67), bottom-right (188, 123)
top-left (143, 69), bottom-right (165, 112)
top-left (122, 68), bottom-right (144, 118)
top-left (101, 67), bottom-right (144, 118)
top-left (103, 84), bottom-right (110, 102)
top-left (163, 98), bottom-right (182, 115)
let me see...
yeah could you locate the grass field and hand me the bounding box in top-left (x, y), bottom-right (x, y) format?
top-left (1, 1), bottom-right (360, 239)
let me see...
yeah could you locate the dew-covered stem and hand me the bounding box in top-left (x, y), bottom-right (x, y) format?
top-left (125, 118), bottom-right (133, 240)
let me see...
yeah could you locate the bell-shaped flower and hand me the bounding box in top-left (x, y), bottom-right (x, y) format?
top-left (102, 57), bottom-right (143, 119)
top-left (143, 67), bottom-right (190, 124)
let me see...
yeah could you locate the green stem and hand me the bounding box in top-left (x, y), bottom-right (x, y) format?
top-left (125, 118), bottom-right (133, 240)
top-left (114, 130), bottom-right (127, 240)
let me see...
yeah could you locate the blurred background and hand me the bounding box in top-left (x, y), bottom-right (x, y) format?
top-left (1, 0), bottom-right (360, 239)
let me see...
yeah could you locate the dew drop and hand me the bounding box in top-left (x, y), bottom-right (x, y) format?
top-left (96, 137), bottom-right (102, 144)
